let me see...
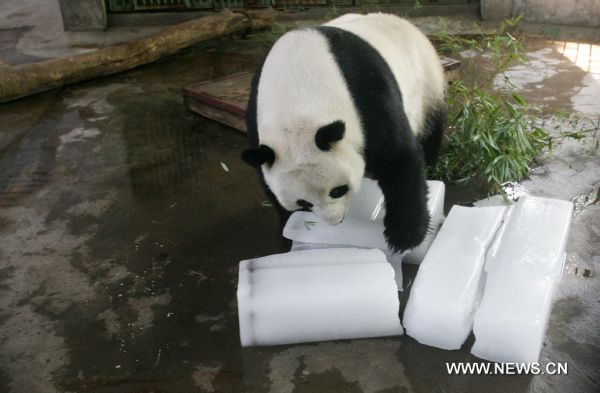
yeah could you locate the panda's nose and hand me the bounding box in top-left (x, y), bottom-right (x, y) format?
top-left (297, 199), bottom-right (313, 211)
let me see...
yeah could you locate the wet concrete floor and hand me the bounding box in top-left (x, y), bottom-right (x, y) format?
top-left (0, 29), bottom-right (599, 393)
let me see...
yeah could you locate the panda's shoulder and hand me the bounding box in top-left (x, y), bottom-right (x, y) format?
top-left (265, 28), bottom-right (329, 63)
top-left (325, 13), bottom-right (421, 40)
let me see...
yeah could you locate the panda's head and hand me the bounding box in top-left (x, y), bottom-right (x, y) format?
top-left (243, 120), bottom-right (364, 225)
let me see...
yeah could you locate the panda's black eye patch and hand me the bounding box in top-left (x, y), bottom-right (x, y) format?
top-left (315, 120), bottom-right (345, 151)
top-left (296, 199), bottom-right (313, 210)
top-left (329, 185), bottom-right (349, 199)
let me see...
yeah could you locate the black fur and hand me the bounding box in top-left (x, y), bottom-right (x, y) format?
top-left (242, 144), bottom-right (275, 167)
top-left (316, 26), bottom-right (430, 252)
top-left (297, 199), bottom-right (313, 209)
top-left (315, 120), bottom-right (345, 151)
top-left (329, 184), bottom-right (349, 199)
top-left (419, 105), bottom-right (446, 168)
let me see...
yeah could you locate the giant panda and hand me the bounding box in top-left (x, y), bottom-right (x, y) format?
top-left (242, 13), bottom-right (446, 252)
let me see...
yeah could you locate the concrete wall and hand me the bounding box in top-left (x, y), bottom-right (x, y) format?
top-left (59, 0), bottom-right (106, 31)
top-left (481, 0), bottom-right (600, 28)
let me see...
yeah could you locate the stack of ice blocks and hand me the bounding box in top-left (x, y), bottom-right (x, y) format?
top-left (283, 179), bottom-right (447, 286)
top-left (236, 179), bottom-right (445, 346)
top-left (403, 196), bottom-right (573, 363)
top-left (237, 176), bottom-right (573, 361)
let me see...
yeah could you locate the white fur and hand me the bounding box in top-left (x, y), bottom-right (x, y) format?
top-left (256, 14), bottom-right (444, 225)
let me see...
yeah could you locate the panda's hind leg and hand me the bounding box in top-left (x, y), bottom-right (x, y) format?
top-left (419, 104), bottom-right (446, 168)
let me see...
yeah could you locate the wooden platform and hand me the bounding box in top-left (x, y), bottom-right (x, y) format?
top-left (182, 57), bottom-right (460, 132)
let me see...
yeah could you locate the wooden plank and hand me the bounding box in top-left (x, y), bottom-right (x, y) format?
top-left (182, 56), bottom-right (460, 132)
top-left (182, 72), bottom-right (252, 132)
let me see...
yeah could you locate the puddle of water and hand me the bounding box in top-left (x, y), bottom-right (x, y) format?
top-left (571, 73), bottom-right (600, 115)
top-left (494, 50), bottom-right (566, 90)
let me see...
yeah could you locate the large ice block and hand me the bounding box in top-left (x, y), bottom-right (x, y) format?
top-left (471, 196), bottom-right (573, 363)
top-left (402, 205), bottom-right (507, 350)
top-left (283, 179), bottom-right (445, 264)
top-left (237, 248), bottom-right (403, 346)
top-left (290, 241), bottom-right (405, 290)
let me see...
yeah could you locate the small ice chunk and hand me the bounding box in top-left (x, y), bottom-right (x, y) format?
top-left (471, 196), bottom-right (573, 363)
top-left (283, 179), bottom-right (445, 264)
top-left (237, 248), bottom-right (403, 346)
top-left (402, 205), bottom-right (507, 350)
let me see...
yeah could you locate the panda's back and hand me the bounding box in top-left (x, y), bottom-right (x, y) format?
top-left (324, 13), bottom-right (445, 135)
top-left (252, 13), bottom-right (445, 160)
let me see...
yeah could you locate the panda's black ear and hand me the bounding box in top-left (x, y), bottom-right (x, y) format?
top-left (242, 144), bottom-right (275, 168)
top-left (315, 121), bottom-right (345, 151)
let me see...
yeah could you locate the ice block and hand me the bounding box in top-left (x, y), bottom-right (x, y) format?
top-left (472, 195), bottom-right (512, 207)
top-left (402, 205), bottom-right (507, 350)
top-left (290, 241), bottom-right (405, 290)
top-left (237, 248), bottom-right (403, 346)
top-left (471, 196), bottom-right (573, 363)
top-left (283, 179), bottom-right (445, 264)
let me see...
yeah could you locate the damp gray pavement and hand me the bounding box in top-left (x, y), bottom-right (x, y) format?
top-left (0, 0), bottom-right (162, 66)
top-left (1, 6), bottom-right (600, 393)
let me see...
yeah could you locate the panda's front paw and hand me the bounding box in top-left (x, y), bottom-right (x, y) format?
top-left (384, 210), bottom-right (430, 253)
